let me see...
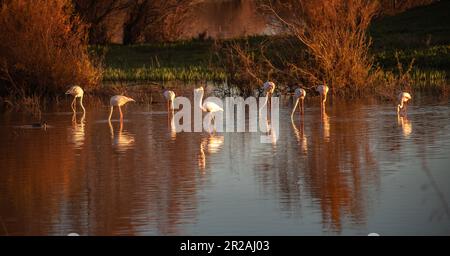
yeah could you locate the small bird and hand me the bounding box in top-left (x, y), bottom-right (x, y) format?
top-left (31, 121), bottom-right (48, 129)
top-left (108, 95), bottom-right (135, 121)
top-left (397, 92), bottom-right (412, 116)
top-left (65, 86), bottom-right (85, 113)
top-left (291, 87), bottom-right (307, 119)
top-left (316, 83), bottom-right (329, 106)
top-left (163, 89), bottom-right (176, 111)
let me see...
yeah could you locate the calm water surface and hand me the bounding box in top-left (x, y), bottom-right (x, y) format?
top-left (0, 92), bottom-right (449, 235)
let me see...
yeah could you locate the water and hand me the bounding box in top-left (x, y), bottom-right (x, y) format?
top-left (0, 93), bottom-right (450, 236)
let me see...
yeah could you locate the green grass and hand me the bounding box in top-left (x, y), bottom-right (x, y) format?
top-left (103, 66), bottom-right (226, 81)
top-left (92, 40), bottom-right (227, 82)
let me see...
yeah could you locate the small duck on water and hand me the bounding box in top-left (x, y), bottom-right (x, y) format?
top-left (31, 121), bottom-right (48, 129)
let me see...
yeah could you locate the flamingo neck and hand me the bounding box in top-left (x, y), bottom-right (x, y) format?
top-left (198, 91), bottom-right (205, 111)
top-left (291, 98), bottom-right (300, 119)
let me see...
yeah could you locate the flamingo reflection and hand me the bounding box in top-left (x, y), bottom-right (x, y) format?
top-left (108, 120), bottom-right (135, 151)
top-left (291, 118), bottom-right (308, 153)
top-left (168, 111), bottom-right (176, 140)
top-left (198, 134), bottom-right (224, 173)
top-left (264, 118), bottom-right (278, 146)
top-left (70, 112), bottom-right (85, 149)
top-left (321, 108), bottom-right (330, 142)
top-left (398, 115), bottom-right (412, 137)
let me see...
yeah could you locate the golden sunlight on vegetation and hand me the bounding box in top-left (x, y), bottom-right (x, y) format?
top-left (0, 0), bottom-right (101, 102)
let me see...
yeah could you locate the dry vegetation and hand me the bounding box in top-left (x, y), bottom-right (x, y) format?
top-left (214, 0), bottom-right (381, 97)
top-left (0, 0), bottom-right (101, 107)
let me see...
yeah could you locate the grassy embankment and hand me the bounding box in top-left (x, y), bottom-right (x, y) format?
top-left (98, 0), bottom-right (450, 87)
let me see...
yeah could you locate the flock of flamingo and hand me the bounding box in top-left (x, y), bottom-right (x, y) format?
top-left (61, 82), bottom-right (412, 128)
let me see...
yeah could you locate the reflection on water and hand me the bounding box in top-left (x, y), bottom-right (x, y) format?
top-left (321, 108), bottom-right (330, 142)
top-left (291, 118), bottom-right (307, 154)
top-left (109, 120), bottom-right (135, 152)
top-left (398, 115), bottom-right (412, 137)
top-left (0, 96), bottom-right (450, 235)
top-left (199, 134), bottom-right (225, 174)
top-left (70, 112), bottom-right (85, 149)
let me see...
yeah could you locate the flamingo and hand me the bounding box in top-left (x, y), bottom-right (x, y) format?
top-left (397, 92), bottom-right (412, 116)
top-left (65, 86), bottom-right (86, 113)
top-left (163, 89), bottom-right (176, 111)
top-left (260, 81), bottom-right (276, 110)
top-left (291, 88), bottom-right (306, 119)
top-left (108, 95), bottom-right (135, 121)
top-left (316, 83), bottom-right (329, 106)
top-left (195, 86), bottom-right (223, 132)
top-left (195, 86), bottom-right (223, 113)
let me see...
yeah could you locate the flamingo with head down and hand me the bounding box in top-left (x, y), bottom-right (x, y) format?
top-left (291, 87), bottom-right (307, 119)
top-left (397, 92), bottom-right (412, 116)
top-left (108, 95), bottom-right (135, 121)
top-left (316, 82), bottom-right (329, 107)
top-left (65, 85), bottom-right (86, 113)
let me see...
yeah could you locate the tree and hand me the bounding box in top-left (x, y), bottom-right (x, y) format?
top-left (73, 0), bottom-right (132, 43)
top-left (123, 0), bottom-right (204, 44)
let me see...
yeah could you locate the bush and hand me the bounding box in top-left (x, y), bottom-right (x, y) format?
top-left (0, 0), bottom-right (101, 100)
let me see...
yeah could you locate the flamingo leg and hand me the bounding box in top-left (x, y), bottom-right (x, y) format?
top-left (119, 106), bottom-right (123, 121)
top-left (108, 119), bottom-right (114, 138)
top-left (167, 110), bottom-right (170, 128)
top-left (71, 97), bottom-right (76, 112)
top-left (301, 99), bottom-right (304, 116)
top-left (80, 96), bottom-right (86, 114)
top-left (320, 95), bottom-right (323, 110)
top-left (108, 106), bottom-right (114, 121)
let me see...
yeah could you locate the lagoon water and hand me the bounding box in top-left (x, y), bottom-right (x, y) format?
top-left (0, 91), bottom-right (450, 235)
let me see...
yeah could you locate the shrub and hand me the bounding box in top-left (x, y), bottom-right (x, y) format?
top-left (0, 0), bottom-right (101, 100)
